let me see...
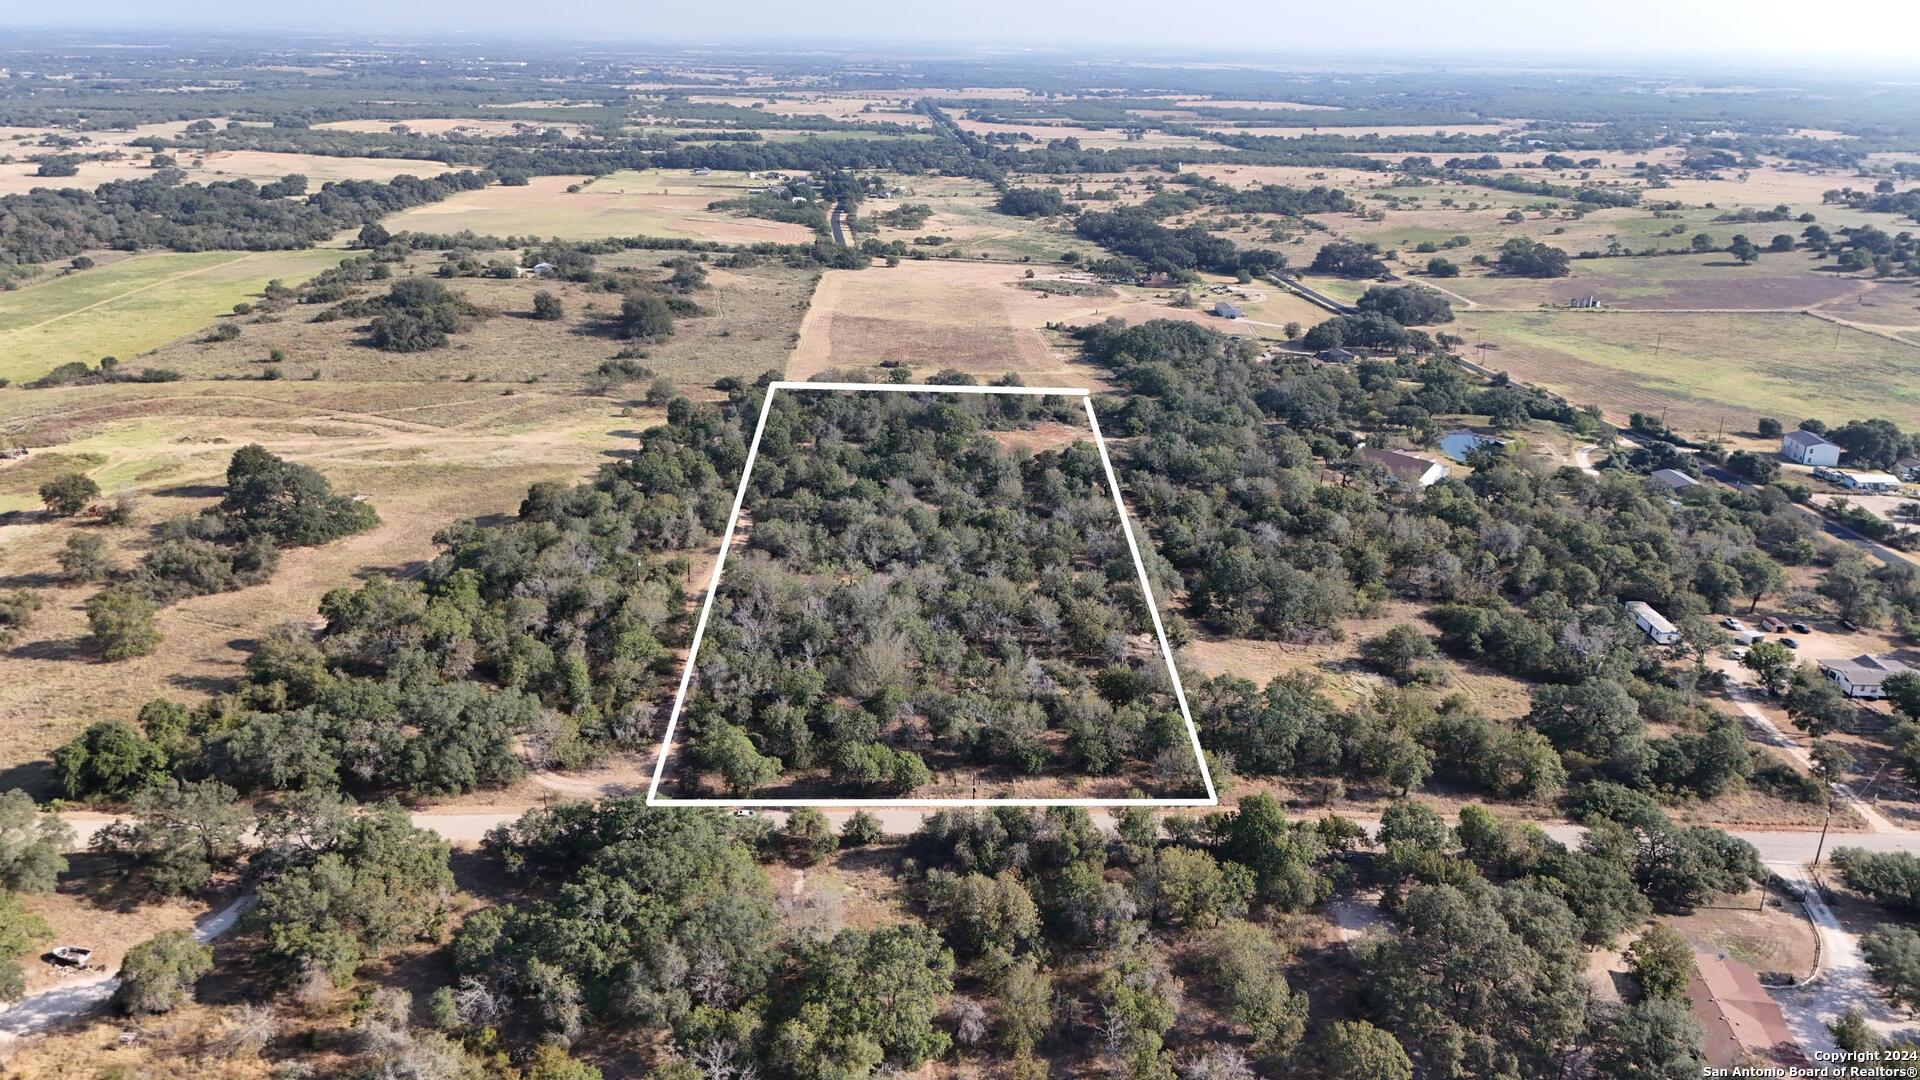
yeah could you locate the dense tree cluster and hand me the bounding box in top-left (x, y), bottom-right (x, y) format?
top-left (1076, 206), bottom-right (1287, 279)
top-left (0, 169), bottom-right (490, 267)
top-left (55, 389), bottom-right (760, 800)
top-left (677, 388), bottom-right (1200, 797)
top-left (331, 276), bottom-right (491, 352)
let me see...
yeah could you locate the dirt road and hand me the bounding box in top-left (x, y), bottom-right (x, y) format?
top-left (0, 894), bottom-right (252, 1045)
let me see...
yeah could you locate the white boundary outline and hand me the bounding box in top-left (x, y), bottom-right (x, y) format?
top-left (644, 381), bottom-right (1217, 808)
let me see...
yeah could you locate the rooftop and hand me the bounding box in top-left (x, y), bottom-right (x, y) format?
top-left (1356, 446), bottom-right (1447, 485)
top-left (1819, 654), bottom-right (1913, 678)
top-left (1623, 600), bottom-right (1677, 634)
top-left (1783, 429), bottom-right (1837, 449)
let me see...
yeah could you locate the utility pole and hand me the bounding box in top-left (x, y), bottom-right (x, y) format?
top-left (1812, 793), bottom-right (1835, 869)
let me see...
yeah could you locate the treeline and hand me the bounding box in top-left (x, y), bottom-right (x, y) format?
top-left (431, 786), bottom-right (1746, 1078)
top-left (1075, 207), bottom-right (1287, 279)
top-left (0, 169), bottom-right (492, 266)
top-left (47, 386), bottom-right (769, 803)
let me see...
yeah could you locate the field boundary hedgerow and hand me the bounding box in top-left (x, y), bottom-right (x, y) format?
top-left (645, 380), bottom-right (1218, 808)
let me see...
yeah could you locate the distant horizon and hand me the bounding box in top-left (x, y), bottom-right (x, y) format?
top-left (5, 0), bottom-right (1920, 70)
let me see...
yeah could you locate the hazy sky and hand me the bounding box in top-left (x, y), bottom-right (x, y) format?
top-left (14, 0), bottom-right (1920, 64)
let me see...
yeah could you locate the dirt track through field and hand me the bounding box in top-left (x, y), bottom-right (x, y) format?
top-left (4, 254), bottom-right (258, 335)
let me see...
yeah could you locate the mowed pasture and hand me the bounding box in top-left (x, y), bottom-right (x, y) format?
top-left (0, 150), bottom-right (449, 196)
top-left (1815, 280), bottom-right (1920, 329)
top-left (1436, 252), bottom-right (1875, 310)
top-left (678, 93), bottom-right (931, 126)
top-left (857, 196), bottom-right (1108, 262)
top-left (0, 249), bottom-right (348, 382)
top-left (378, 173), bottom-right (817, 243)
top-left (789, 261), bottom-right (1281, 385)
top-left (1458, 310), bottom-right (1920, 432)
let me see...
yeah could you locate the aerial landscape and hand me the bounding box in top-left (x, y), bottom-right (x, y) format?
top-left (2, 2), bottom-right (1920, 1076)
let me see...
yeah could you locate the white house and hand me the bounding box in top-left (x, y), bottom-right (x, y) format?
top-left (1781, 429), bottom-right (1841, 467)
top-left (1625, 601), bottom-right (1681, 645)
top-left (1356, 446), bottom-right (1449, 488)
top-left (1840, 471), bottom-right (1902, 492)
top-left (1819, 654), bottom-right (1913, 698)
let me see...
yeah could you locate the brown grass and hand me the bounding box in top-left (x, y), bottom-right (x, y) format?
top-left (1666, 887), bottom-right (1819, 982)
top-left (789, 262), bottom-right (1285, 386)
top-left (0, 260), bottom-right (818, 786)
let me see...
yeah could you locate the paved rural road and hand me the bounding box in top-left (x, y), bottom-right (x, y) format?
top-left (1700, 462), bottom-right (1913, 568)
top-left (48, 806), bottom-right (1920, 862)
top-left (24, 802), bottom-right (1919, 1051)
top-left (0, 893), bottom-right (252, 1045)
top-left (830, 203), bottom-right (849, 246)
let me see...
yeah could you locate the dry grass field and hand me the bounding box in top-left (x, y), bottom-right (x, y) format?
top-left (857, 195), bottom-right (1108, 262)
top-left (140, 259), bottom-right (819, 386)
top-left (379, 173), bottom-right (817, 243)
top-left (316, 117), bottom-right (589, 138)
top-left (679, 93), bottom-right (931, 125)
top-left (0, 258), bottom-right (819, 787)
top-left (0, 150), bottom-right (453, 196)
top-left (951, 117), bottom-right (1212, 149)
top-left (1200, 122), bottom-right (1516, 138)
top-left (0, 385), bottom-right (644, 788)
top-left (789, 261), bottom-right (1281, 385)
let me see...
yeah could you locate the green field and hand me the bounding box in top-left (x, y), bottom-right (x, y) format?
top-left (1461, 310), bottom-right (1920, 431)
top-left (0, 249), bottom-right (347, 382)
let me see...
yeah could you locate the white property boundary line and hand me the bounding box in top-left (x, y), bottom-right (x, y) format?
top-left (645, 381), bottom-right (1218, 808)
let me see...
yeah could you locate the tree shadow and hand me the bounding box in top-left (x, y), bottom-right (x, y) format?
top-left (60, 852), bottom-right (154, 914)
top-left (6, 636), bottom-right (92, 662)
top-left (0, 759), bottom-right (53, 799)
top-left (830, 844), bottom-right (904, 875)
top-left (165, 671), bottom-right (239, 696)
top-left (0, 570), bottom-right (62, 589)
top-left (352, 560), bottom-right (428, 583)
top-left (148, 483), bottom-right (224, 499)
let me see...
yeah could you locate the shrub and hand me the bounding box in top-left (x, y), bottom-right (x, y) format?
top-left (57, 533), bottom-right (113, 582)
top-left (840, 809), bottom-right (885, 847)
top-left (53, 720), bottom-right (167, 800)
top-left (0, 590), bottom-right (44, 647)
top-left (113, 931), bottom-right (214, 1015)
top-left (39, 471), bottom-right (99, 516)
top-left (86, 584), bottom-right (162, 660)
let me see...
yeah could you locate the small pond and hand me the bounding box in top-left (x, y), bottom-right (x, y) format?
top-left (1438, 430), bottom-right (1505, 463)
